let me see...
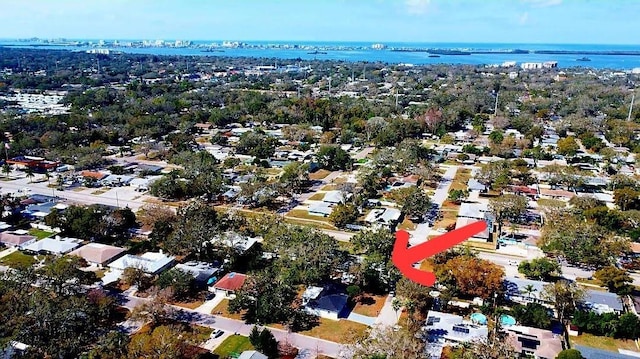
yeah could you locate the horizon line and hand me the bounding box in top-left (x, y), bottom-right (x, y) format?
top-left (1, 37), bottom-right (640, 47)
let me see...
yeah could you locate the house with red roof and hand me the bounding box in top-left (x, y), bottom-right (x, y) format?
top-left (210, 272), bottom-right (247, 298)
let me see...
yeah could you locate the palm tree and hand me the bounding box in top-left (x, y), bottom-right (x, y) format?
top-left (2, 164), bottom-right (10, 178)
top-left (25, 167), bottom-right (34, 183)
top-left (392, 298), bottom-right (402, 321)
top-left (522, 284), bottom-right (537, 301)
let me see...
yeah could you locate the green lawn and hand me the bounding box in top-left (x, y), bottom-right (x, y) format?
top-left (308, 192), bottom-right (325, 201)
top-left (28, 228), bottom-right (54, 239)
top-left (571, 333), bottom-right (640, 353)
top-left (0, 251), bottom-right (38, 268)
top-left (213, 335), bottom-right (254, 358)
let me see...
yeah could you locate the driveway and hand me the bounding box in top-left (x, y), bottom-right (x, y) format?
top-left (374, 294), bottom-right (399, 327)
top-left (194, 294), bottom-right (226, 315)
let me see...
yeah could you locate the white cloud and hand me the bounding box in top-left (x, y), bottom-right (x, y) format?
top-left (522, 0), bottom-right (562, 8)
top-left (405, 0), bottom-right (432, 15)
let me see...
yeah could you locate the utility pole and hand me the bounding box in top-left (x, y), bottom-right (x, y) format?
top-left (628, 91), bottom-right (635, 122)
top-left (395, 90), bottom-right (400, 108)
top-left (494, 91), bottom-right (499, 116)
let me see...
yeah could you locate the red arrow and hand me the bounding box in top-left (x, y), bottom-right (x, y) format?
top-left (392, 220), bottom-right (487, 286)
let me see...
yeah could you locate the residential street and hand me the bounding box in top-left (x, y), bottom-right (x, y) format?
top-left (408, 166), bottom-right (458, 246)
top-left (117, 293), bottom-right (344, 358)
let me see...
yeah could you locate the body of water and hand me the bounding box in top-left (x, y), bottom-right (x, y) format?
top-left (2, 40), bottom-right (640, 70)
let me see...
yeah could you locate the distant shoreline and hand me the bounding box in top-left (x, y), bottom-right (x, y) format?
top-left (2, 42), bottom-right (639, 70)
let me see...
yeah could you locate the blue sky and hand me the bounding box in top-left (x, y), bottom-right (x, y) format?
top-left (0, 0), bottom-right (638, 44)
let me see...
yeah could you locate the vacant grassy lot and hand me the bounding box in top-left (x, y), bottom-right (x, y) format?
top-left (309, 169), bottom-right (331, 180)
top-left (353, 294), bottom-right (387, 317)
top-left (298, 318), bottom-right (368, 343)
top-left (28, 228), bottom-right (54, 239)
top-left (398, 218), bottom-right (417, 231)
top-left (211, 299), bottom-right (244, 320)
top-left (571, 333), bottom-right (640, 353)
top-left (450, 168), bottom-right (472, 191)
top-left (214, 335), bottom-right (255, 358)
top-left (0, 251), bottom-right (38, 268)
top-left (286, 209), bottom-right (331, 223)
top-left (537, 198), bottom-right (567, 208)
top-left (308, 192), bottom-right (325, 201)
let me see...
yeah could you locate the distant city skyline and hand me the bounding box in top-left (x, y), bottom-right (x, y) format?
top-left (1, 0), bottom-right (639, 45)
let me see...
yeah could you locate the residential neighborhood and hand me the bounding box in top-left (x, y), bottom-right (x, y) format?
top-left (2, 21), bottom-right (640, 359)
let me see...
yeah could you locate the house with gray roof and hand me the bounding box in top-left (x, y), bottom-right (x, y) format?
top-left (302, 286), bottom-right (348, 320)
top-left (364, 207), bottom-right (402, 229)
top-left (467, 179), bottom-right (487, 192)
top-left (504, 277), bottom-right (623, 314)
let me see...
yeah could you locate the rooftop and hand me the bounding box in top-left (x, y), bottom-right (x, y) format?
top-left (108, 251), bottom-right (175, 274)
top-left (69, 243), bottom-right (126, 265)
top-left (213, 272), bottom-right (247, 292)
top-left (22, 236), bottom-right (82, 254)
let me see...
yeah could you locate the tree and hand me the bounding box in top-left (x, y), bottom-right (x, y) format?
top-left (2, 163), bottom-right (10, 178)
top-left (489, 194), bottom-right (528, 226)
top-left (476, 160), bottom-right (511, 190)
top-left (228, 270), bottom-right (298, 325)
top-left (511, 303), bottom-right (552, 329)
top-left (279, 162), bottom-right (310, 195)
top-left (25, 167), bottom-right (35, 183)
top-left (130, 288), bottom-right (176, 326)
top-left (346, 326), bottom-right (425, 359)
top-left (448, 188), bottom-right (469, 204)
top-left (488, 130), bottom-right (504, 144)
top-left (593, 265), bottom-right (633, 295)
top-left (394, 186), bottom-right (431, 220)
top-left (126, 325), bottom-right (186, 359)
top-left (249, 327), bottom-right (282, 358)
top-left (556, 349), bottom-right (584, 359)
top-left (557, 137), bottom-right (579, 156)
top-left (351, 229), bottom-right (395, 258)
top-left (613, 187), bottom-right (640, 211)
top-left (540, 211), bottom-right (629, 267)
top-left (328, 203), bottom-right (359, 228)
top-left (236, 131), bottom-right (279, 159)
top-left (163, 200), bottom-right (220, 260)
top-left (156, 268), bottom-right (194, 300)
top-left (122, 266), bottom-right (150, 290)
top-left (541, 280), bottom-right (585, 324)
top-left (316, 145), bottom-right (352, 171)
top-left (518, 258), bottom-right (561, 281)
top-left (438, 257), bottom-right (504, 299)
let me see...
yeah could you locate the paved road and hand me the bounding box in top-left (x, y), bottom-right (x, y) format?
top-left (118, 293), bottom-right (343, 358)
top-left (477, 251), bottom-right (594, 280)
top-left (408, 166), bottom-right (458, 246)
top-left (321, 229), bottom-right (354, 242)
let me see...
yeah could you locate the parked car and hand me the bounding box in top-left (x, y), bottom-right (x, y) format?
top-left (211, 329), bottom-right (224, 338)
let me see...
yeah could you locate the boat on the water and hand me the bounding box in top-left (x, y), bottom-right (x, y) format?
top-left (307, 50), bottom-right (327, 55)
top-left (576, 57), bottom-right (591, 62)
top-left (428, 54), bottom-right (441, 58)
